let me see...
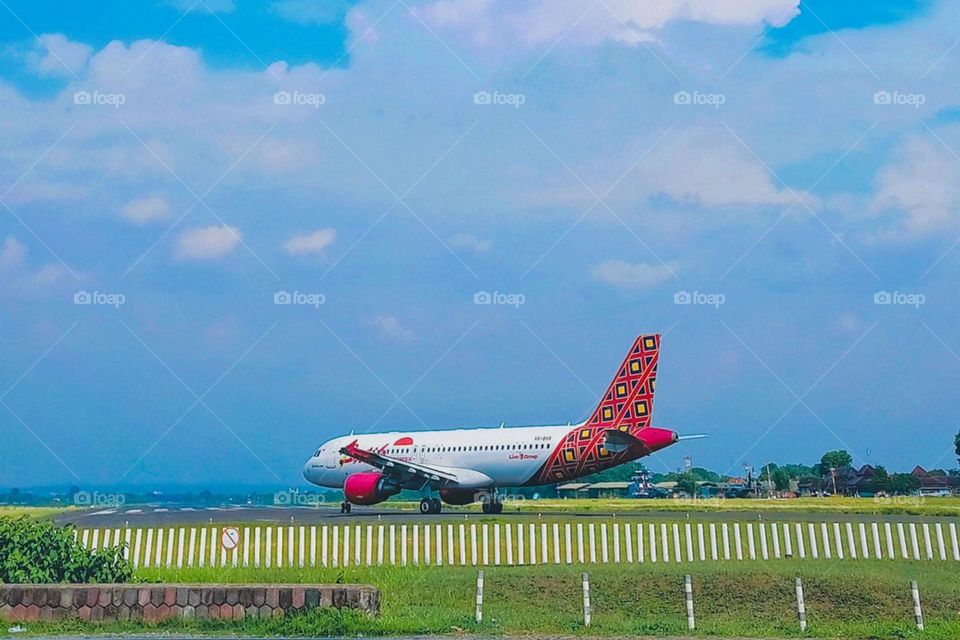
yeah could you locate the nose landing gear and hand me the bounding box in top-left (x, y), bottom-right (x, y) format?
top-left (340, 501), bottom-right (352, 514)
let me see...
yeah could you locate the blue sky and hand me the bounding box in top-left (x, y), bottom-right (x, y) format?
top-left (2, 0), bottom-right (959, 490)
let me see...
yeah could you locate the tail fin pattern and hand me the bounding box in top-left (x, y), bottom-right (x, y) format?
top-left (536, 334), bottom-right (660, 483)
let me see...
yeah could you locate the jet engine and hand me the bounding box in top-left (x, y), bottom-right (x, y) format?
top-left (343, 472), bottom-right (401, 505)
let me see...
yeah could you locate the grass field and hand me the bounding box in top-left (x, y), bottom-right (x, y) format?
top-left (0, 506), bottom-right (71, 519)
top-left (379, 496), bottom-right (960, 517)
top-left (7, 561), bottom-right (959, 639)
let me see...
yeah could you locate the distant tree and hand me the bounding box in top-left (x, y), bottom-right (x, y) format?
top-left (772, 468), bottom-right (791, 492)
top-left (956, 429), bottom-right (960, 467)
top-left (888, 473), bottom-right (920, 495)
top-left (820, 450), bottom-right (853, 470)
top-left (926, 469), bottom-right (947, 477)
top-left (675, 474), bottom-right (698, 497)
top-left (868, 466), bottom-right (890, 493)
top-left (781, 464), bottom-right (815, 479)
top-left (818, 451), bottom-right (854, 494)
top-left (690, 467), bottom-right (721, 483)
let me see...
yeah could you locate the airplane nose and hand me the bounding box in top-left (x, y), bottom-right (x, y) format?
top-left (302, 459), bottom-right (314, 483)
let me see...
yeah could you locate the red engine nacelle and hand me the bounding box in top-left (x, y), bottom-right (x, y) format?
top-left (344, 472), bottom-right (401, 506)
top-left (440, 488), bottom-right (484, 506)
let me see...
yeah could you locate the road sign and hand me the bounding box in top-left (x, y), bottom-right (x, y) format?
top-left (221, 527), bottom-right (240, 551)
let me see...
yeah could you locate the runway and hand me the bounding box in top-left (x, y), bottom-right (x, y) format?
top-left (53, 504), bottom-right (956, 527)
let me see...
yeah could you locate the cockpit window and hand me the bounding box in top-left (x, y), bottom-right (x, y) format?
top-left (314, 448), bottom-right (322, 457)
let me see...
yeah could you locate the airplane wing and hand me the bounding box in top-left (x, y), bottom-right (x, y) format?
top-left (339, 440), bottom-right (461, 487)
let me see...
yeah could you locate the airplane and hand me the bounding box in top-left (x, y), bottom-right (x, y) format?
top-left (303, 333), bottom-right (697, 514)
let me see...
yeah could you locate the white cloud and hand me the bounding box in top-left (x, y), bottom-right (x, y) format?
top-left (272, 0), bottom-right (348, 25)
top-left (868, 135), bottom-right (960, 239)
top-left (417, 0), bottom-right (800, 48)
top-left (27, 34), bottom-right (93, 77)
top-left (0, 237), bottom-right (27, 271)
top-left (284, 228), bottom-right (336, 254)
top-left (449, 232), bottom-right (491, 253)
top-left (174, 225), bottom-right (243, 260)
top-left (121, 195), bottom-right (172, 225)
top-left (372, 314), bottom-right (416, 342)
top-left (631, 129), bottom-right (807, 209)
top-left (591, 259), bottom-right (678, 289)
top-left (0, 236), bottom-right (70, 289)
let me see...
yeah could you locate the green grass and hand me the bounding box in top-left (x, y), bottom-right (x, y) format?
top-left (8, 561), bottom-right (960, 639)
top-left (0, 506), bottom-right (71, 519)
top-left (378, 496), bottom-right (960, 517)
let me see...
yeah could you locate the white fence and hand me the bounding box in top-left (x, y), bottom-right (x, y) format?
top-left (77, 520), bottom-right (960, 569)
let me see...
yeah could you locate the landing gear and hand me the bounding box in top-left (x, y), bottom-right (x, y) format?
top-left (340, 501), bottom-right (352, 514)
top-left (480, 495), bottom-right (503, 514)
top-left (419, 497), bottom-right (442, 514)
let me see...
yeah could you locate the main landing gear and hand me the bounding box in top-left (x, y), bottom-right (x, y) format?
top-left (419, 497), bottom-right (442, 514)
top-left (481, 495), bottom-right (503, 514)
top-left (340, 501), bottom-right (352, 513)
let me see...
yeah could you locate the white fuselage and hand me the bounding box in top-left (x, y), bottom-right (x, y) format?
top-left (302, 424), bottom-right (577, 490)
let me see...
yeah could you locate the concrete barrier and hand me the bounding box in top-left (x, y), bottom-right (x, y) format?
top-left (0, 584), bottom-right (379, 622)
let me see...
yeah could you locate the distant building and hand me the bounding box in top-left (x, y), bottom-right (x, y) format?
top-left (845, 464), bottom-right (878, 496)
top-left (912, 466), bottom-right (960, 496)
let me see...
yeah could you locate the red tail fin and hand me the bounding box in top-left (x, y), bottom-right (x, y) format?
top-left (536, 334), bottom-right (660, 483)
top-left (585, 333), bottom-right (659, 434)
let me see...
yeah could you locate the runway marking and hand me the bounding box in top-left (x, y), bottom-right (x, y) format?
top-left (127, 509), bottom-right (143, 514)
top-left (154, 508), bottom-right (168, 512)
top-left (90, 510), bottom-right (116, 516)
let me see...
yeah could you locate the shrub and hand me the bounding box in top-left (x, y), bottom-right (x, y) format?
top-left (0, 516), bottom-right (134, 583)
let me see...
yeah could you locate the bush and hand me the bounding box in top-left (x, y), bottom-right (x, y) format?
top-left (0, 516), bottom-right (134, 583)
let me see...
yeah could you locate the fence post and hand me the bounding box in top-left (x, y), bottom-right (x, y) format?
top-left (470, 524), bottom-right (477, 566)
top-left (133, 529), bottom-right (143, 568)
top-left (377, 525), bottom-right (384, 565)
top-left (684, 574), bottom-right (695, 631)
top-left (475, 570), bottom-right (484, 623)
top-left (582, 572), bottom-right (591, 626)
top-left (795, 577), bottom-right (807, 631)
top-left (553, 524), bottom-right (561, 564)
top-left (910, 580), bottom-right (923, 631)
top-left (589, 523), bottom-right (597, 564)
top-left (332, 526), bottom-right (339, 567)
top-left (950, 522), bottom-right (959, 561)
top-left (538, 523), bottom-right (545, 564)
top-left (322, 525), bottom-right (329, 567)
top-left (598, 524), bottom-right (607, 563)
